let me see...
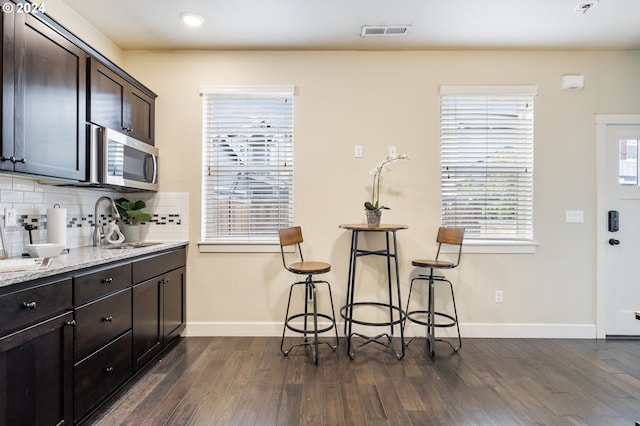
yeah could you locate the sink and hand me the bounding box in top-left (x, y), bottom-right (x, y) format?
top-left (102, 242), bottom-right (162, 250)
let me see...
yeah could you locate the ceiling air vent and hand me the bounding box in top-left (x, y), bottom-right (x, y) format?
top-left (361, 25), bottom-right (410, 37)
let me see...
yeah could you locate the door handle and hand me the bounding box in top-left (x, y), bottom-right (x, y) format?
top-left (609, 238), bottom-right (620, 246)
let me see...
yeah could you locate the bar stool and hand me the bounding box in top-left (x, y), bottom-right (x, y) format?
top-left (279, 226), bottom-right (339, 364)
top-left (404, 227), bottom-right (464, 357)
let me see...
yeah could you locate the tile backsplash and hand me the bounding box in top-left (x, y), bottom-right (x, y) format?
top-left (0, 175), bottom-right (189, 258)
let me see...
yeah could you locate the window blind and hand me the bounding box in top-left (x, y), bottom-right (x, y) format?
top-left (201, 86), bottom-right (294, 243)
top-left (440, 86), bottom-right (536, 241)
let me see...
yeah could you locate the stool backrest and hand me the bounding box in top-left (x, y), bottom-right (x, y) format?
top-left (435, 227), bottom-right (465, 267)
top-left (279, 226), bottom-right (305, 269)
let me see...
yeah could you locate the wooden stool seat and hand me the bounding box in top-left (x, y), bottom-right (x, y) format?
top-left (287, 261), bottom-right (331, 275)
top-left (412, 259), bottom-right (455, 269)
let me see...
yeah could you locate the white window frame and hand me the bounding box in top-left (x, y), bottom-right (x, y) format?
top-left (440, 85), bottom-right (538, 254)
top-left (199, 85), bottom-right (294, 253)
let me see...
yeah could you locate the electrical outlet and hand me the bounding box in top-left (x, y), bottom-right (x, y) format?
top-left (495, 290), bottom-right (503, 303)
top-left (354, 145), bottom-right (363, 158)
top-left (388, 145), bottom-right (397, 157)
top-left (4, 208), bottom-right (17, 227)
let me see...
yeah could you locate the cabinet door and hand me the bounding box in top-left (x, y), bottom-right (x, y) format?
top-left (89, 58), bottom-right (156, 145)
top-left (132, 277), bottom-right (162, 371)
top-left (164, 267), bottom-right (186, 342)
top-left (12, 12), bottom-right (87, 179)
top-left (125, 84), bottom-right (155, 145)
top-left (1, 1), bottom-right (15, 172)
top-left (0, 311), bottom-right (73, 426)
top-left (88, 59), bottom-right (125, 132)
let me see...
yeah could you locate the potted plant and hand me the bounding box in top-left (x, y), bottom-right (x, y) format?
top-left (364, 153), bottom-right (409, 226)
top-left (115, 198), bottom-right (152, 241)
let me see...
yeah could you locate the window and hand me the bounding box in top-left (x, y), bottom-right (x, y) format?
top-left (201, 86), bottom-right (294, 249)
top-left (440, 85), bottom-right (536, 243)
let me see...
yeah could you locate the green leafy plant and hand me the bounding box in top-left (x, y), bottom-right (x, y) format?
top-left (364, 153), bottom-right (409, 211)
top-left (115, 198), bottom-right (152, 225)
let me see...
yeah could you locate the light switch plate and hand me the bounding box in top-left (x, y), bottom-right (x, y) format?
top-left (566, 210), bottom-right (584, 223)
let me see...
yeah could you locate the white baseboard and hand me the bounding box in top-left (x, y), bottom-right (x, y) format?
top-left (185, 321), bottom-right (597, 339)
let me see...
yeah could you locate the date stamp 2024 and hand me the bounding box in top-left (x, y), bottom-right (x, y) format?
top-left (2, 2), bottom-right (46, 14)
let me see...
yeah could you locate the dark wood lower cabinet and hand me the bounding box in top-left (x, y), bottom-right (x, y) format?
top-left (0, 311), bottom-right (74, 426)
top-left (132, 277), bottom-right (163, 371)
top-left (132, 264), bottom-right (186, 371)
top-left (0, 246), bottom-right (186, 425)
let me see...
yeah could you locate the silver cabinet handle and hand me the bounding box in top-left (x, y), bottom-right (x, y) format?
top-left (21, 301), bottom-right (37, 309)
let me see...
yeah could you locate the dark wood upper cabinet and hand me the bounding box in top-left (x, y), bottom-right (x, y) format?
top-left (1, 3), bottom-right (87, 180)
top-left (1, 0), bottom-right (157, 184)
top-left (89, 58), bottom-right (156, 145)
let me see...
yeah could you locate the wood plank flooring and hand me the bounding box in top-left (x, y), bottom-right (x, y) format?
top-left (85, 337), bottom-right (640, 425)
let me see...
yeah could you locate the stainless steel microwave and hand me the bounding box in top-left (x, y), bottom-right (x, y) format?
top-left (88, 125), bottom-right (159, 191)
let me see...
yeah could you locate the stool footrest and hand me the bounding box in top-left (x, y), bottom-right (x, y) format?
top-left (285, 312), bottom-right (336, 335)
top-left (405, 309), bottom-right (457, 328)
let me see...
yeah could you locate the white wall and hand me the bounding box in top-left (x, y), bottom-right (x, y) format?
top-left (117, 49), bottom-right (640, 338)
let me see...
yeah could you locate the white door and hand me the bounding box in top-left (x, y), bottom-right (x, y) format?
top-left (604, 123), bottom-right (640, 336)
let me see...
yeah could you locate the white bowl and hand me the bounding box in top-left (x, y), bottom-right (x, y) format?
top-left (24, 243), bottom-right (65, 258)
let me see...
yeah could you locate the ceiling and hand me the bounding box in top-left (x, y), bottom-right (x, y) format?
top-left (60, 0), bottom-right (640, 51)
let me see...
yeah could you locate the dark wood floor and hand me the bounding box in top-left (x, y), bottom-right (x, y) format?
top-left (86, 336), bottom-right (640, 425)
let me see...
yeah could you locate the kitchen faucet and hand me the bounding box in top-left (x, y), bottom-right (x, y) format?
top-left (93, 196), bottom-right (121, 247)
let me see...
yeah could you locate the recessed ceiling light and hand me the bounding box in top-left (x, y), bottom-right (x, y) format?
top-left (180, 11), bottom-right (204, 27)
top-left (575, 0), bottom-right (599, 14)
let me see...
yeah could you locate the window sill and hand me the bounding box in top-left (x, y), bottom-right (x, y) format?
top-left (198, 241), bottom-right (286, 253)
top-left (442, 240), bottom-right (538, 254)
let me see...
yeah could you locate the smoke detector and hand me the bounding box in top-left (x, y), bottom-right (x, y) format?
top-left (575, 0), bottom-right (599, 14)
top-left (361, 25), bottom-right (410, 37)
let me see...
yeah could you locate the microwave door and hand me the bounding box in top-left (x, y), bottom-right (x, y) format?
top-left (103, 129), bottom-right (159, 191)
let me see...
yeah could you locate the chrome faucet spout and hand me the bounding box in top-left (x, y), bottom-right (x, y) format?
top-left (93, 196), bottom-right (119, 247)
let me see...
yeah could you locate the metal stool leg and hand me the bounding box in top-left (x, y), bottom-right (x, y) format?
top-left (319, 280), bottom-right (339, 351)
top-left (280, 283), bottom-right (297, 356)
top-left (427, 270), bottom-right (435, 357)
top-left (445, 278), bottom-right (461, 352)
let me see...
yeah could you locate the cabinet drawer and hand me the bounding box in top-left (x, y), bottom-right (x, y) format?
top-left (0, 276), bottom-right (72, 336)
top-left (75, 288), bottom-right (132, 360)
top-left (74, 330), bottom-right (132, 421)
top-left (132, 248), bottom-right (186, 283)
top-left (74, 262), bottom-right (131, 305)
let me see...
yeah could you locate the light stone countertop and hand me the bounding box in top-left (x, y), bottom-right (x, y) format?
top-left (0, 241), bottom-right (189, 288)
